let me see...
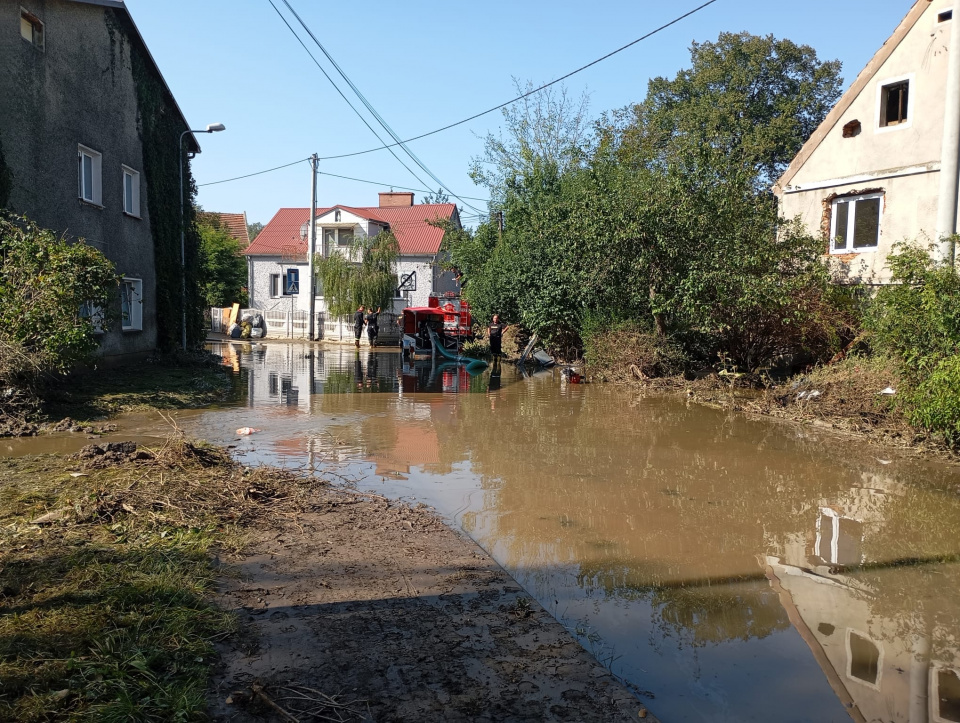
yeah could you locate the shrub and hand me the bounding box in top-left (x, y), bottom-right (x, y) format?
top-left (0, 213), bottom-right (117, 382)
top-left (867, 243), bottom-right (960, 382)
top-left (583, 319), bottom-right (688, 380)
top-left (907, 354), bottom-right (960, 446)
top-left (461, 339), bottom-right (490, 358)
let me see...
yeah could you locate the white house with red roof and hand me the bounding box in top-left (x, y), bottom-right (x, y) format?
top-left (244, 192), bottom-right (461, 337)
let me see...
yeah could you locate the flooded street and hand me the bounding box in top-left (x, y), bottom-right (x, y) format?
top-left (11, 341), bottom-right (960, 722)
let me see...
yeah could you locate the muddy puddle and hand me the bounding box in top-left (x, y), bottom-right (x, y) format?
top-left (12, 340), bottom-right (960, 722)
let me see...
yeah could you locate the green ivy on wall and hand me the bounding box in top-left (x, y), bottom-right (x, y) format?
top-left (111, 10), bottom-right (204, 350)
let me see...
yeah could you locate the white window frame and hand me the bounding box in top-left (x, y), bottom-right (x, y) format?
top-left (830, 192), bottom-right (883, 254)
top-left (78, 145), bottom-right (103, 206)
top-left (20, 8), bottom-right (43, 50)
top-left (122, 165), bottom-right (140, 218)
top-left (79, 302), bottom-right (104, 334)
top-left (269, 273), bottom-right (282, 298)
top-left (845, 628), bottom-right (883, 691)
top-left (120, 277), bottom-right (143, 331)
top-left (875, 73), bottom-right (914, 133)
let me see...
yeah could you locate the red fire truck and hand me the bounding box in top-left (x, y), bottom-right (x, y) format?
top-left (401, 292), bottom-right (474, 356)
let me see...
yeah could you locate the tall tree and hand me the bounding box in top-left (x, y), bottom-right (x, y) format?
top-left (198, 222), bottom-right (248, 307)
top-left (314, 231), bottom-right (399, 317)
top-left (622, 32), bottom-right (843, 188)
top-left (247, 221), bottom-right (264, 242)
top-left (470, 79), bottom-right (593, 203)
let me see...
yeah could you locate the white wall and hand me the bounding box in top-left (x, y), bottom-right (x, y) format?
top-left (779, 3), bottom-right (955, 282)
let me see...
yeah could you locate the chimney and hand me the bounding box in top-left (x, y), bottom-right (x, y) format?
top-left (379, 191), bottom-right (414, 208)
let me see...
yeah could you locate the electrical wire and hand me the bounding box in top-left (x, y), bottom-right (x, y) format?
top-left (198, 0), bottom-right (718, 194)
top-left (265, 0), bottom-right (442, 202)
top-left (198, 157), bottom-right (309, 187)
top-left (277, 0), bottom-right (484, 214)
top-left (313, 0), bottom-right (720, 161)
top-left (318, 171), bottom-right (488, 202)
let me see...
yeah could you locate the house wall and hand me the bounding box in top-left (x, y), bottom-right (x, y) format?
top-left (0, 0), bottom-right (161, 358)
top-left (396, 256), bottom-right (437, 308)
top-left (779, 2), bottom-right (956, 281)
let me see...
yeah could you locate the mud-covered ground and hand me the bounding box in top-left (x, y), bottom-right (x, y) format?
top-left (209, 487), bottom-right (650, 723)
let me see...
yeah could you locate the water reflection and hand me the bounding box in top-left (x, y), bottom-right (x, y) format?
top-left (191, 342), bottom-right (960, 722)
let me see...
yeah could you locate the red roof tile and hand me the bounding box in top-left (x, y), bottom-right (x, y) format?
top-left (198, 211), bottom-right (251, 246)
top-left (245, 203), bottom-right (457, 257)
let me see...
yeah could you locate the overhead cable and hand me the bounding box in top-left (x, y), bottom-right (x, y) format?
top-left (313, 0), bottom-right (720, 161)
top-left (197, 0), bottom-right (717, 191)
top-left (265, 0), bottom-right (441, 201)
top-left (198, 157), bottom-right (309, 187)
top-left (277, 0), bottom-right (484, 214)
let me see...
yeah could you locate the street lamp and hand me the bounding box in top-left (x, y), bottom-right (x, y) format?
top-left (179, 122), bottom-right (226, 350)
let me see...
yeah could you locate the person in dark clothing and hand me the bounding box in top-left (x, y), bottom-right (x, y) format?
top-left (487, 314), bottom-right (505, 357)
top-left (365, 306), bottom-right (381, 347)
top-left (353, 306), bottom-right (365, 348)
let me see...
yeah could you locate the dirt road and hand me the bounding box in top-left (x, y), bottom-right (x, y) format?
top-left (208, 487), bottom-right (652, 722)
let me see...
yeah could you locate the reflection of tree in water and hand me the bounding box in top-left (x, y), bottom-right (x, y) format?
top-left (577, 561), bottom-right (789, 647)
top-left (431, 386), bottom-right (960, 650)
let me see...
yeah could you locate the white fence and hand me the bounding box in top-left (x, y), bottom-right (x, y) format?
top-left (210, 308), bottom-right (401, 344)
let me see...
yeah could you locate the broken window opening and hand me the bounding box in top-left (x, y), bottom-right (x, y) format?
top-left (880, 81), bottom-right (910, 127)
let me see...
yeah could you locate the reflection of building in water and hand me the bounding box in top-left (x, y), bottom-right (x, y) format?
top-left (767, 472), bottom-right (960, 723)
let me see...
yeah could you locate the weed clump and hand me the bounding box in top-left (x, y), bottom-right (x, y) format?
top-left (0, 435), bottom-right (318, 721)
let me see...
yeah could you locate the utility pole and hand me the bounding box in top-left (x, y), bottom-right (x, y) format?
top-left (936, 0), bottom-right (960, 265)
top-left (307, 153), bottom-right (319, 340)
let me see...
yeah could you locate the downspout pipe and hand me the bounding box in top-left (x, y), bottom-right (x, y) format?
top-left (936, 0), bottom-right (960, 265)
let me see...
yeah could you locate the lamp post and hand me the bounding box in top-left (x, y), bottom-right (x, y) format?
top-left (179, 122), bottom-right (226, 350)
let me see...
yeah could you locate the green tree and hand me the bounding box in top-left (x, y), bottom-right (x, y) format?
top-left (198, 222), bottom-right (248, 307)
top-left (315, 231), bottom-right (399, 317)
top-left (420, 188), bottom-right (450, 204)
top-left (623, 31), bottom-right (843, 188)
top-left (470, 79), bottom-right (593, 203)
top-left (0, 213), bottom-right (118, 379)
top-left (247, 221), bottom-right (263, 242)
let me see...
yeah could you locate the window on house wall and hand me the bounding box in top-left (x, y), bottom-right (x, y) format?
top-left (338, 228), bottom-right (354, 246)
top-left (120, 278), bottom-right (143, 331)
top-left (284, 268), bottom-right (300, 294)
top-left (20, 9), bottom-right (43, 50)
top-left (79, 302), bottom-right (104, 334)
top-left (78, 146), bottom-right (102, 205)
top-left (122, 166), bottom-right (140, 217)
top-left (879, 80), bottom-right (910, 127)
top-left (270, 273), bottom-right (281, 297)
top-left (938, 9), bottom-right (953, 23)
top-left (831, 193), bottom-right (882, 252)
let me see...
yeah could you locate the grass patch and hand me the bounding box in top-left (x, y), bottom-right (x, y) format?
top-left (0, 437), bottom-right (317, 721)
top-left (41, 351), bottom-right (240, 423)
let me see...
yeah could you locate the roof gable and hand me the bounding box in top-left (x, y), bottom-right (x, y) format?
top-left (246, 203), bottom-right (458, 257)
top-left (774, 0), bottom-right (929, 193)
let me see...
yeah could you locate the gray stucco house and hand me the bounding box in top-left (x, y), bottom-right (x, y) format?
top-left (0, 0), bottom-right (203, 359)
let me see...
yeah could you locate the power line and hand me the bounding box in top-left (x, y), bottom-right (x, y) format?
top-left (265, 0), bottom-right (441, 202)
top-left (198, 157), bottom-right (309, 187)
top-left (197, 159), bottom-right (491, 203)
top-left (277, 0), bottom-right (484, 214)
top-left (318, 171), bottom-right (489, 203)
top-left (314, 0), bottom-right (720, 161)
top-left (197, 0), bottom-right (718, 192)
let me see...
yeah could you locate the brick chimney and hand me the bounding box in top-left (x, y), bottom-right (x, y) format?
top-left (379, 191), bottom-right (414, 207)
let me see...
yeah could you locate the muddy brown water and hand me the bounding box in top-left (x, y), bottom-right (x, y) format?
top-left (8, 340), bottom-right (960, 722)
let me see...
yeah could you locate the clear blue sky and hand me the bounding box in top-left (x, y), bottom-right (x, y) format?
top-left (123, 0), bottom-right (919, 227)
